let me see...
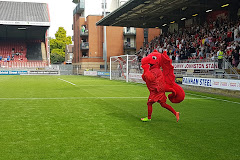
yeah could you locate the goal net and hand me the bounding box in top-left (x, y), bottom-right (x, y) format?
top-left (110, 55), bottom-right (144, 83)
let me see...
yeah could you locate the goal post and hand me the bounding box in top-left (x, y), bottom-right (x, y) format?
top-left (110, 55), bottom-right (144, 83)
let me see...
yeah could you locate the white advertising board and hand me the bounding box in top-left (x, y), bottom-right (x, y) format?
top-left (183, 77), bottom-right (240, 91)
top-left (0, 20), bottom-right (50, 26)
top-left (173, 62), bottom-right (218, 70)
top-left (84, 71), bottom-right (98, 76)
top-left (129, 73), bottom-right (142, 79)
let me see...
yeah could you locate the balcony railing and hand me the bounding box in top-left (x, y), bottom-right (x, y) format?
top-left (73, 0), bottom-right (85, 15)
top-left (123, 28), bottom-right (136, 36)
top-left (80, 42), bottom-right (89, 50)
top-left (72, 0), bottom-right (80, 3)
top-left (124, 42), bottom-right (136, 50)
top-left (80, 30), bottom-right (88, 36)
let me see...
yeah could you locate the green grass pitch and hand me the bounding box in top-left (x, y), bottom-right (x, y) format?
top-left (0, 75), bottom-right (239, 160)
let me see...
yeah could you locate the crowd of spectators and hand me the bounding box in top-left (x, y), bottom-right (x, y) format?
top-left (137, 17), bottom-right (240, 69)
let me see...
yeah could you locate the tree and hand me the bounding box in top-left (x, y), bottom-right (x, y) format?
top-left (50, 27), bottom-right (72, 64)
top-left (50, 52), bottom-right (65, 64)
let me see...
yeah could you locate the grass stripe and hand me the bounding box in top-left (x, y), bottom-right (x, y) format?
top-left (0, 97), bottom-right (219, 100)
top-left (186, 92), bottom-right (240, 105)
top-left (0, 75), bottom-right (239, 160)
top-left (0, 97), bottom-right (148, 100)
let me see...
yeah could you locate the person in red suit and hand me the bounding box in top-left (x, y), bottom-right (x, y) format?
top-left (141, 50), bottom-right (185, 122)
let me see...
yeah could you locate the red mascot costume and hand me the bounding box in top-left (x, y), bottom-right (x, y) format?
top-left (141, 50), bottom-right (185, 122)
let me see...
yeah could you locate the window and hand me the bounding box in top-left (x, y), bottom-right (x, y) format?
top-left (82, 52), bottom-right (88, 57)
top-left (100, 65), bottom-right (107, 69)
top-left (101, 2), bottom-right (107, 9)
top-left (102, 12), bottom-right (110, 16)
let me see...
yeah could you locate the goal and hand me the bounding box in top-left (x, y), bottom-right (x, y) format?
top-left (110, 55), bottom-right (144, 83)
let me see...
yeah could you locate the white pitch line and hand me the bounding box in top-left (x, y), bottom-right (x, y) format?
top-left (0, 97), bottom-right (208, 100)
top-left (58, 78), bottom-right (76, 86)
top-left (1, 95), bottom-right (237, 105)
top-left (186, 93), bottom-right (240, 105)
top-left (0, 97), bottom-right (147, 100)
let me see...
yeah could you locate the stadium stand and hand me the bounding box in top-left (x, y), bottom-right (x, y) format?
top-left (137, 18), bottom-right (240, 63)
top-left (97, 0), bottom-right (240, 80)
top-left (0, 1), bottom-right (50, 69)
top-left (134, 15), bottom-right (240, 79)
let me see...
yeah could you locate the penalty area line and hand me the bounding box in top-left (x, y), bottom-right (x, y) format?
top-left (58, 78), bottom-right (76, 86)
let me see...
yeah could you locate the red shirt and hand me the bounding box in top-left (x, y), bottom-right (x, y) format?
top-left (227, 31), bottom-right (232, 38)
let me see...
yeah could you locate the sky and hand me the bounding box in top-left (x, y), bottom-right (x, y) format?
top-left (3, 0), bottom-right (76, 38)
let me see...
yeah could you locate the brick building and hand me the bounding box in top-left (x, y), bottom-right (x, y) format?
top-left (72, 0), bottom-right (161, 74)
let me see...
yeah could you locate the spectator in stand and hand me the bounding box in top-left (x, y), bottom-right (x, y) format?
top-left (210, 53), bottom-right (215, 61)
top-left (217, 48), bottom-right (224, 69)
top-left (227, 29), bottom-right (233, 42)
top-left (235, 42), bottom-right (240, 53)
top-left (232, 49), bottom-right (239, 69)
top-left (206, 45), bottom-right (211, 58)
top-left (234, 26), bottom-right (239, 41)
top-left (176, 49), bottom-right (180, 62)
top-left (226, 48), bottom-right (233, 66)
top-left (136, 18), bottom-right (240, 63)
